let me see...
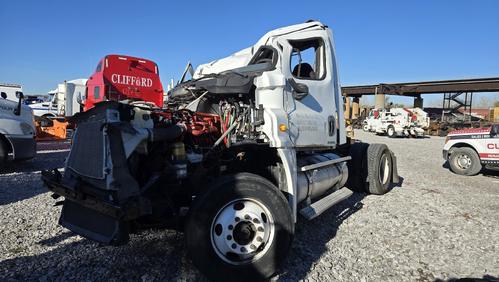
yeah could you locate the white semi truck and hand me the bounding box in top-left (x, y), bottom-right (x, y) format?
top-left (363, 107), bottom-right (430, 137)
top-left (42, 21), bottom-right (399, 281)
top-left (29, 79), bottom-right (87, 117)
top-left (0, 91), bottom-right (36, 167)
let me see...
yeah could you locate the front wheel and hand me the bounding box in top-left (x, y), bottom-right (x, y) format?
top-left (185, 173), bottom-right (294, 281)
top-left (363, 124), bottom-right (369, 132)
top-left (448, 147), bottom-right (482, 176)
top-left (0, 139), bottom-right (7, 168)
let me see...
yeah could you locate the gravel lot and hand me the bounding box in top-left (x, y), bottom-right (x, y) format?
top-left (1, 132), bottom-right (498, 281)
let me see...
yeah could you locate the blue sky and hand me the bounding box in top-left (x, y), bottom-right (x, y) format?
top-left (1, 0), bottom-right (498, 106)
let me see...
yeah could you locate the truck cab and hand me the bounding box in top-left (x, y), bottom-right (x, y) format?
top-left (0, 91), bottom-right (36, 167)
top-left (43, 21), bottom-right (398, 281)
top-left (29, 91), bottom-right (58, 117)
top-left (85, 55), bottom-right (163, 111)
top-left (443, 124), bottom-right (499, 175)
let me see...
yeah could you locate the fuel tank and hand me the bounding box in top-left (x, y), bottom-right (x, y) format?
top-left (296, 153), bottom-right (348, 203)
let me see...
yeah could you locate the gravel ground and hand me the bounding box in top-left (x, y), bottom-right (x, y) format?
top-left (1, 132), bottom-right (498, 281)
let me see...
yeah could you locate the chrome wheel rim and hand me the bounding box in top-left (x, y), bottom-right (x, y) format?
top-left (456, 154), bottom-right (472, 169)
top-left (210, 198), bottom-right (274, 265)
top-left (378, 154), bottom-right (390, 185)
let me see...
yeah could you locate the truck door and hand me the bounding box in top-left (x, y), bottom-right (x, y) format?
top-left (482, 124), bottom-right (499, 163)
top-left (278, 30), bottom-right (338, 147)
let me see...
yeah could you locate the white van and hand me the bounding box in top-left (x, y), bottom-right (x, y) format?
top-left (0, 91), bottom-right (36, 166)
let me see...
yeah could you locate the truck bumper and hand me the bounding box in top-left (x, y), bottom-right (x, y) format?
top-left (8, 135), bottom-right (36, 160)
top-left (41, 169), bottom-right (146, 245)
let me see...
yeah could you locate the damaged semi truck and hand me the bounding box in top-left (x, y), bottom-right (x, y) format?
top-left (43, 21), bottom-right (399, 281)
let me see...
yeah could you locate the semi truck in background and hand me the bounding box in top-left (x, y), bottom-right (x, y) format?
top-left (85, 54), bottom-right (163, 111)
top-left (42, 21), bottom-right (399, 281)
top-left (0, 90), bottom-right (36, 167)
top-left (33, 54), bottom-right (163, 140)
top-left (29, 79), bottom-right (88, 118)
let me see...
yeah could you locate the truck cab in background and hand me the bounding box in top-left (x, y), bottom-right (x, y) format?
top-left (29, 79), bottom-right (88, 118)
top-left (0, 91), bottom-right (36, 167)
top-left (85, 55), bottom-right (164, 111)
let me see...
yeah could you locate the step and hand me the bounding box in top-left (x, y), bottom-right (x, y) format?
top-left (299, 188), bottom-right (353, 220)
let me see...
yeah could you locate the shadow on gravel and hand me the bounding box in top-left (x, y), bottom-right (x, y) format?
top-left (0, 231), bottom-right (193, 281)
top-left (435, 275), bottom-right (499, 282)
top-left (278, 176), bottom-right (404, 280)
top-left (38, 232), bottom-right (76, 246)
top-left (278, 192), bottom-right (366, 280)
top-left (0, 150), bottom-right (68, 206)
top-left (0, 151), bottom-right (68, 175)
top-left (441, 161), bottom-right (499, 177)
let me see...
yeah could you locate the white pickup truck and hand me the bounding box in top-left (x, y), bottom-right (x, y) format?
top-left (0, 91), bottom-right (36, 167)
top-left (443, 123), bottom-right (499, 175)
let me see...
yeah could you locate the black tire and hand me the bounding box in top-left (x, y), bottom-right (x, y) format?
top-left (346, 142), bottom-right (369, 192)
top-left (0, 139), bottom-right (7, 168)
top-left (387, 126), bottom-right (396, 138)
top-left (448, 147), bottom-right (482, 176)
top-left (185, 173), bottom-right (294, 282)
top-left (366, 144), bottom-right (393, 195)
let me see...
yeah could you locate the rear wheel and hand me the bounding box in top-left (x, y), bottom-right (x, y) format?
top-left (448, 147), bottom-right (482, 176)
top-left (347, 142), bottom-right (369, 192)
top-left (363, 124), bottom-right (369, 132)
top-left (387, 126), bottom-right (395, 138)
top-left (366, 144), bottom-right (393, 195)
top-left (185, 173), bottom-right (294, 281)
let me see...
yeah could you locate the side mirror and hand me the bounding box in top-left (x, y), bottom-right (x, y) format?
top-left (76, 92), bottom-right (83, 105)
top-left (491, 125), bottom-right (499, 137)
top-left (1, 92), bottom-right (6, 99)
top-left (14, 91), bottom-right (24, 116)
top-left (287, 78), bottom-right (309, 100)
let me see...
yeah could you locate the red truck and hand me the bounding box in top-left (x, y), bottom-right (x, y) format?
top-left (84, 54), bottom-right (164, 111)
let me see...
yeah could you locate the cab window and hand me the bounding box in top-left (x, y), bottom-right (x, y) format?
top-left (289, 38), bottom-right (326, 80)
top-left (95, 61), bottom-right (102, 72)
top-left (94, 86), bottom-right (100, 99)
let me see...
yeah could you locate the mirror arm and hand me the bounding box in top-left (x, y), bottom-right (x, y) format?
top-left (287, 78), bottom-right (309, 100)
top-left (14, 92), bottom-right (24, 116)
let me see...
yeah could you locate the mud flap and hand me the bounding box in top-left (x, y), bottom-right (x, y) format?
top-left (60, 200), bottom-right (129, 245)
top-left (390, 150), bottom-right (400, 184)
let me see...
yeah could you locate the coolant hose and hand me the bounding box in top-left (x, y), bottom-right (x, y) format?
top-left (149, 124), bottom-right (186, 142)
